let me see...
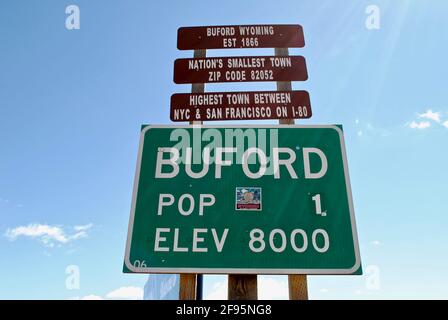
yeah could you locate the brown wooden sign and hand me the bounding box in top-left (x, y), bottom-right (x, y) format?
top-left (177, 25), bottom-right (305, 50)
top-left (170, 91), bottom-right (311, 122)
top-left (174, 56), bottom-right (308, 84)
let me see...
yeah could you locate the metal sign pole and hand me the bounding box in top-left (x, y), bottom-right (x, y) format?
top-left (179, 49), bottom-right (206, 300)
top-left (275, 47), bottom-right (309, 300)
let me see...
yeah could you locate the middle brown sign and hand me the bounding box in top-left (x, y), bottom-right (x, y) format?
top-left (173, 56), bottom-right (308, 84)
top-left (170, 90), bottom-right (312, 122)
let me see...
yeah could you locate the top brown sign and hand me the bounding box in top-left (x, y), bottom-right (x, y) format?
top-left (177, 24), bottom-right (305, 50)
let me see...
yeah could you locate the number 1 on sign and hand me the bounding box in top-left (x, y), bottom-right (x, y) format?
top-left (312, 194), bottom-right (326, 217)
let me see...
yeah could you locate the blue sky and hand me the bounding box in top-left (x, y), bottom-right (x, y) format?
top-left (0, 0), bottom-right (447, 299)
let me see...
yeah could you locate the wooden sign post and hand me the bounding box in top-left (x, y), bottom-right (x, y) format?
top-left (228, 275), bottom-right (257, 300)
top-left (177, 27), bottom-right (309, 301)
top-left (179, 48), bottom-right (206, 300)
top-left (226, 48), bottom-right (309, 301)
top-left (276, 47), bottom-right (308, 300)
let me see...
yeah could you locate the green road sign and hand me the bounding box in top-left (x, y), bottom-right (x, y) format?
top-left (124, 125), bottom-right (361, 274)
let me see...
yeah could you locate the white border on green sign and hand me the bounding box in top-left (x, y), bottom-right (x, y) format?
top-left (124, 125), bottom-right (361, 275)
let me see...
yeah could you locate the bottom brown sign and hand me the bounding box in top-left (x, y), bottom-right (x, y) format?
top-left (170, 91), bottom-right (311, 122)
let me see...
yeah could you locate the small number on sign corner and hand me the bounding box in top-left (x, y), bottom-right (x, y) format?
top-left (133, 260), bottom-right (147, 268)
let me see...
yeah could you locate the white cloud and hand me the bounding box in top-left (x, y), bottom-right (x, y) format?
top-left (418, 110), bottom-right (441, 123)
top-left (258, 276), bottom-right (288, 300)
top-left (357, 131), bottom-right (363, 136)
top-left (70, 286), bottom-right (143, 301)
top-left (409, 121), bottom-right (431, 130)
top-left (204, 276), bottom-right (288, 300)
top-left (74, 223), bottom-right (93, 232)
top-left (407, 109), bottom-right (448, 130)
top-left (4, 223), bottom-right (93, 247)
top-left (71, 223), bottom-right (93, 241)
top-left (106, 286), bottom-right (143, 300)
top-left (319, 288), bottom-right (330, 293)
top-left (5, 224), bottom-right (68, 244)
top-left (81, 295), bottom-right (103, 300)
top-left (205, 281), bottom-right (227, 300)
top-left (371, 240), bottom-right (382, 246)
